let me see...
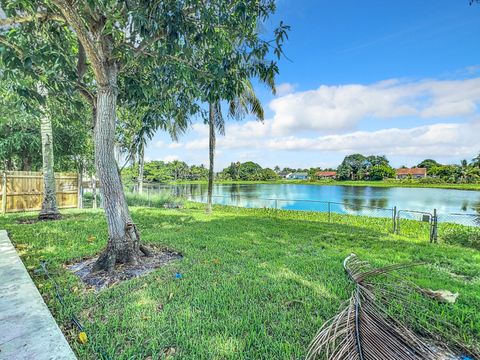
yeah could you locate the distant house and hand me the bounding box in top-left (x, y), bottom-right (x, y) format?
top-left (277, 171), bottom-right (290, 179)
top-left (315, 171), bottom-right (337, 179)
top-left (395, 168), bottom-right (427, 179)
top-left (286, 172), bottom-right (309, 180)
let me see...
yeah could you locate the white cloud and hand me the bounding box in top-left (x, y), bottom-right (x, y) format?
top-left (153, 140), bottom-right (165, 148)
top-left (145, 74), bottom-right (480, 168)
top-left (178, 119), bottom-right (480, 159)
top-left (168, 142), bottom-right (183, 149)
top-left (185, 138), bottom-right (208, 150)
top-left (266, 120), bottom-right (480, 158)
top-left (160, 155), bottom-right (179, 162)
top-left (276, 82), bottom-right (297, 96)
top-left (268, 77), bottom-right (480, 135)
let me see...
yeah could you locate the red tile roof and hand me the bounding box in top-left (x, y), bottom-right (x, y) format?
top-left (395, 168), bottom-right (427, 176)
top-left (315, 171), bottom-right (337, 177)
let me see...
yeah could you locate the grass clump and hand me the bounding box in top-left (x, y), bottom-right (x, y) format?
top-left (125, 191), bottom-right (181, 208)
top-left (441, 225), bottom-right (480, 250)
top-left (0, 204), bottom-right (478, 359)
top-left (83, 191), bottom-right (181, 209)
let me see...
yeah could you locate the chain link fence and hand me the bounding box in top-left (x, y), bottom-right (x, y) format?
top-left (437, 213), bottom-right (480, 227)
top-left (182, 193), bottom-right (478, 243)
top-left (83, 186), bottom-right (480, 244)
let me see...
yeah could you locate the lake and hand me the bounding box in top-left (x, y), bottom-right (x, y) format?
top-left (147, 183), bottom-right (480, 225)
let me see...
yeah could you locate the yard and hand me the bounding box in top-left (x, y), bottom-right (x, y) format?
top-left (1, 203), bottom-right (479, 359)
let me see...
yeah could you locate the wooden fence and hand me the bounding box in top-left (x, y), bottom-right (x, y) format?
top-left (1, 171), bottom-right (79, 213)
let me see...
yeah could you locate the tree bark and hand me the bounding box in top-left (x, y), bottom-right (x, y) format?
top-left (77, 161), bottom-right (83, 209)
top-left (47, 1), bottom-right (150, 271)
top-left (38, 85), bottom-right (61, 220)
top-left (91, 174), bottom-right (97, 209)
top-left (22, 157), bottom-right (32, 171)
top-left (138, 142), bottom-right (144, 194)
top-left (207, 102), bottom-right (215, 214)
top-left (92, 65), bottom-right (149, 272)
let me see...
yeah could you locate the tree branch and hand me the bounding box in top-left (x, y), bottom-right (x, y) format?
top-left (133, 33), bottom-right (164, 57)
top-left (50, 0), bottom-right (109, 86)
top-left (77, 39), bottom-right (87, 79)
top-left (76, 81), bottom-right (95, 106)
top-left (0, 12), bottom-right (65, 27)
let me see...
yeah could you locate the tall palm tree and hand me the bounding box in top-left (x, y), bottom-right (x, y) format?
top-left (133, 122), bottom-right (159, 194)
top-left (472, 152), bottom-right (480, 169)
top-left (118, 108), bottom-right (185, 194)
top-left (37, 84), bottom-right (61, 220)
top-left (206, 79), bottom-right (270, 213)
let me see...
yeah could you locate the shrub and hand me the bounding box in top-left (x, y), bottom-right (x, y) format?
top-left (125, 191), bottom-right (181, 208)
top-left (83, 191), bottom-right (181, 209)
top-left (82, 192), bottom-right (100, 208)
top-left (418, 177), bottom-right (445, 184)
top-left (441, 226), bottom-right (480, 250)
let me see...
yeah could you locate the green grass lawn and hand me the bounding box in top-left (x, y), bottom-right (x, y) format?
top-left (169, 179), bottom-right (480, 191)
top-left (1, 204), bottom-right (479, 359)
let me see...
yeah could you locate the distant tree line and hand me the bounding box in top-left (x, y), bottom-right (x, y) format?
top-left (218, 162), bottom-right (278, 181)
top-left (123, 160), bottom-right (209, 183)
top-left (415, 158), bottom-right (480, 183)
top-left (336, 154), bottom-right (396, 181)
top-left (122, 152), bottom-right (480, 184)
top-left (334, 153), bottom-right (480, 183)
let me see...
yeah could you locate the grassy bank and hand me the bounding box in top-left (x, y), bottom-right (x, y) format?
top-left (167, 179), bottom-right (480, 191)
top-left (1, 204), bottom-right (479, 359)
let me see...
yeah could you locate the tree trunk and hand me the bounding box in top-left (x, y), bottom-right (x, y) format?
top-left (138, 142), bottom-right (144, 194)
top-left (91, 174), bottom-right (97, 209)
top-left (5, 159), bottom-right (12, 171)
top-left (45, 3), bottom-right (149, 270)
top-left (22, 157), bottom-right (32, 171)
top-left (92, 65), bottom-right (149, 272)
top-left (207, 102), bottom-right (215, 214)
top-left (77, 161), bottom-right (83, 209)
top-left (38, 85), bottom-right (61, 220)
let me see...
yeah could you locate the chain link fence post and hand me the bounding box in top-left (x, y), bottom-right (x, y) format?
top-left (393, 206), bottom-right (397, 233)
top-left (430, 208), bottom-right (438, 243)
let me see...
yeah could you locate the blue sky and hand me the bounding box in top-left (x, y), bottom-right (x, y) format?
top-left (147, 0), bottom-right (480, 170)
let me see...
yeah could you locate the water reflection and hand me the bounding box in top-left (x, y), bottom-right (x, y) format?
top-left (144, 183), bottom-right (480, 226)
top-left (369, 198), bottom-right (389, 208)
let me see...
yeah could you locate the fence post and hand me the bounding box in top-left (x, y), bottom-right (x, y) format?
top-left (77, 172), bottom-right (83, 209)
top-left (393, 206), bottom-right (397, 233)
top-left (431, 209), bottom-right (438, 243)
top-left (396, 210), bottom-right (401, 234)
top-left (1, 172), bottom-right (7, 214)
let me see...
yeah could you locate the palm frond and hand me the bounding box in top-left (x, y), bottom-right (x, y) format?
top-left (227, 78), bottom-right (265, 122)
top-left (213, 101), bottom-right (225, 136)
top-left (306, 254), bottom-right (479, 360)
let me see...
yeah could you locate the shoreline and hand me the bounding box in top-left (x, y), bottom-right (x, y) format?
top-left (156, 180), bottom-right (480, 191)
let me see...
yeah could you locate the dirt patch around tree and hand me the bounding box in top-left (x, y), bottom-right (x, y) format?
top-left (67, 247), bottom-right (182, 291)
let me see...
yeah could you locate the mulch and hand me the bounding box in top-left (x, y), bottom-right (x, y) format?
top-left (67, 248), bottom-right (182, 291)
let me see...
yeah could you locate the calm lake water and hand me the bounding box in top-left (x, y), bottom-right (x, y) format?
top-left (149, 183), bottom-right (480, 224)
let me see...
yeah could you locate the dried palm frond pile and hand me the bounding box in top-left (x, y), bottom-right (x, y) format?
top-left (306, 254), bottom-right (479, 360)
